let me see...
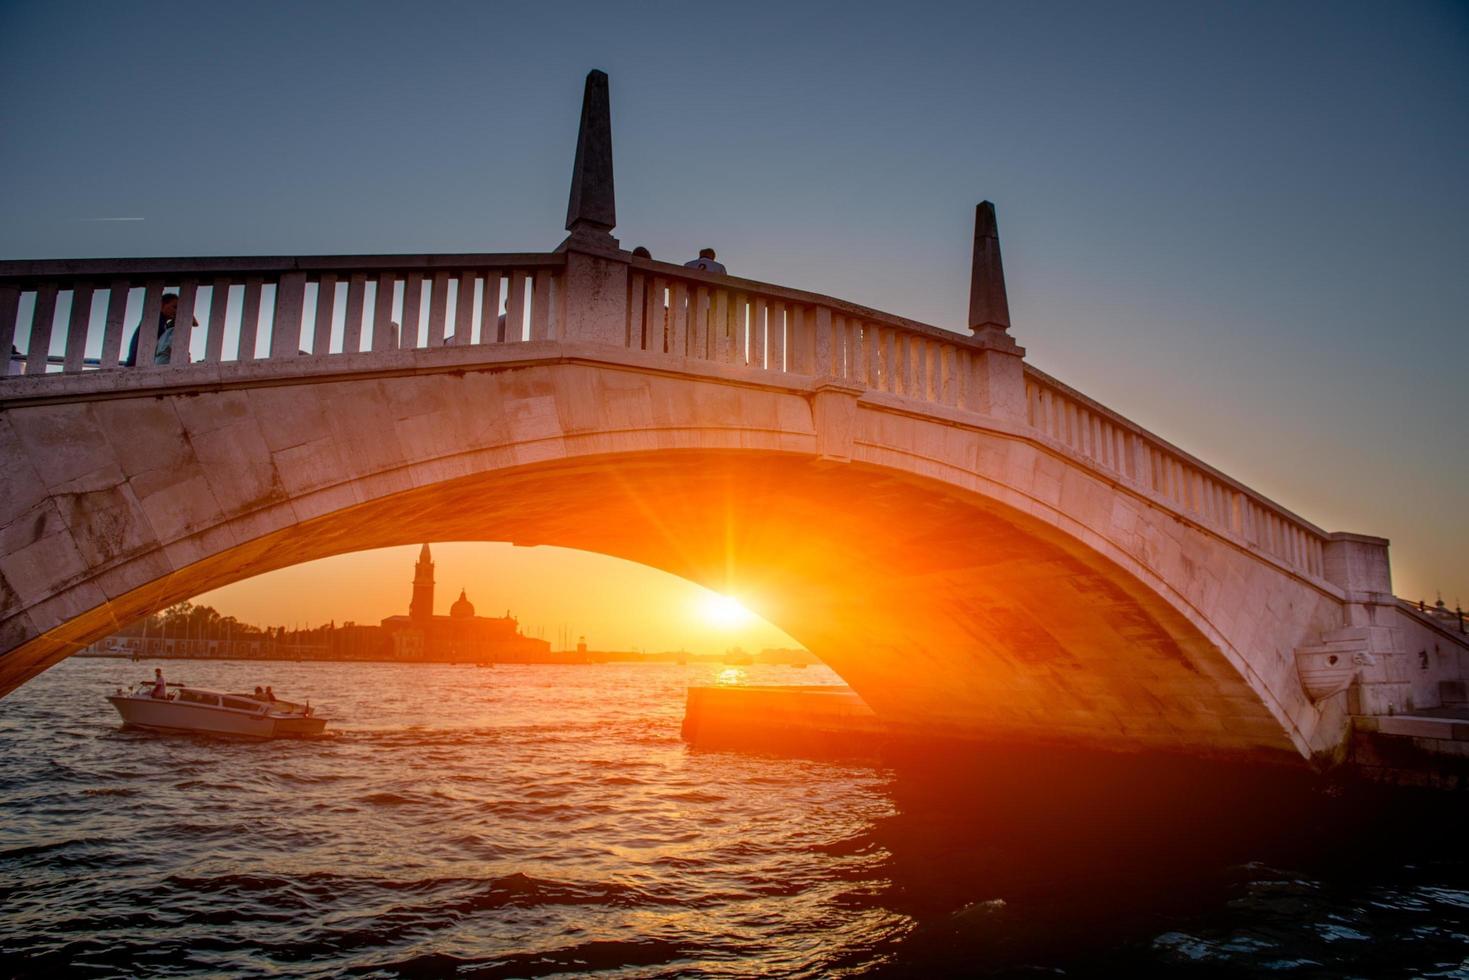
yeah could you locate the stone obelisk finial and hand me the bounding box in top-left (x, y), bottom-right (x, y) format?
top-left (564, 69), bottom-right (617, 246)
top-left (968, 201), bottom-right (1011, 337)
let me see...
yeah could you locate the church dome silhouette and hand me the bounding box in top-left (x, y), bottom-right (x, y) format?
top-left (450, 589), bottom-right (475, 619)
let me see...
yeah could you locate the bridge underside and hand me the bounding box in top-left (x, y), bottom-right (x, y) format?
top-left (0, 450), bottom-right (1295, 759)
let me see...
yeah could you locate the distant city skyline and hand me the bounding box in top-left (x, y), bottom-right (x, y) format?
top-left (2, 0), bottom-right (1464, 619)
top-left (192, 542), bottom-right (803, 658)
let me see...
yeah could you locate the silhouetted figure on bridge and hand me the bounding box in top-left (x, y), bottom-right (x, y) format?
top-left (684, 248), bottom-right (726, 275)
top-left (632, 246), bottom-right (652, 259)
top-left (124, 292), bottom-right (195, 366)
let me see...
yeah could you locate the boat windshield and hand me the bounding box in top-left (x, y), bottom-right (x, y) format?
top-left (177, 690), bottom-right (220, 707)
top-left (220, 696), bottom-right (261, 711)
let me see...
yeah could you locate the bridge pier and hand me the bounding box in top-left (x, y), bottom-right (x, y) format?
top-left (1312, 534), bottom-right (1413, 718)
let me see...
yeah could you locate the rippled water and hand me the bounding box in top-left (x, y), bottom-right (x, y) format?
top-left (3, 658), bottom-right (1469, 977)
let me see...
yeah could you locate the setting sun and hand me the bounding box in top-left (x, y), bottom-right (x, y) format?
top-left (699, 593), bottom-right (757, 630)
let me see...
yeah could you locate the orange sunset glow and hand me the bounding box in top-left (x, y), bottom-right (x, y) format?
top-left (192, 542), bottom-right (802, 656)
top-left (2, 3), bottom-right (1467, 977)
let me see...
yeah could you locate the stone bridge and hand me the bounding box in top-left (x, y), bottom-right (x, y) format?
top-left (3, 71), bottom-right (1463, 767)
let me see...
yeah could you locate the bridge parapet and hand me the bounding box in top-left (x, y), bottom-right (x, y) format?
top-left (0, 252), bottom-right (565, 375)
top-left (0, 240), bottom-right (1356, 601)
top-left (617, 252), bottom-right (1022, 415)
top-left (1023, 366), bottom-right (1329, 583)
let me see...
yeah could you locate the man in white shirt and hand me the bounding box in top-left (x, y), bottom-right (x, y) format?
top-left (683, 248), bottom-right (727, 275)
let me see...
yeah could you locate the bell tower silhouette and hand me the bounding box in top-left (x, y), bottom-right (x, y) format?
top-left (410, 543), bottom-right (435, 623)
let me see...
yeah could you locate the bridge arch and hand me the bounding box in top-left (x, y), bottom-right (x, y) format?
top-left (1, 351), bottom-right (1357, 761)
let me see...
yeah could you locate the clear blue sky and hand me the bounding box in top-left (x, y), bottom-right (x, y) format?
top-left (2, 0), bottom-right (1465, 603)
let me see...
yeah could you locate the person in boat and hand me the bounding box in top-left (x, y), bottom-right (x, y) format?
top-left (264, 686), bottom-right (277, 702)
top-left (254, 686), bottom-right (265, 699)
top-left (150, 668), bottom-right (167, 699)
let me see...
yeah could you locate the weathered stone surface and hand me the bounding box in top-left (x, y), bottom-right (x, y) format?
top-left (2, 347), bottom-right (1464, 769)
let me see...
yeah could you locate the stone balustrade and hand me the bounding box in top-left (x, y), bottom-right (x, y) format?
top-left (624, 255), bottom-right (999, 414)
top-left (0, 252), bottom-right (565, 373)
top-left (1024, 367), bottom-right (1328, 580)
top-left (0, 246), bottom-right (1333, 593)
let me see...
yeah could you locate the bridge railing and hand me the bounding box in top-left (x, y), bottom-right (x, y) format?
top-left (2, 249), bottom-right (1331, 582)
top-left (0, 253), bottom-right (565, 374)
top-left (625, 257), bottom-right (994, 413)
top-left (1024, 367), bottom-right (1328, 578)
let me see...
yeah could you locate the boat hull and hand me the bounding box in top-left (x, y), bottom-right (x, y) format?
top-left (107, 695), bottom-right (327, 738)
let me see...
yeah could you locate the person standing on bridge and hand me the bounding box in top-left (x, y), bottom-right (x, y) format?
top-left (124, 292), bottom-right (183, 367)
top-left (683, 248), bottom-right (727, 275)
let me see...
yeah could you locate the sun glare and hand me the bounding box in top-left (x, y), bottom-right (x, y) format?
top-left (699, 593), bottom-right (756, 629)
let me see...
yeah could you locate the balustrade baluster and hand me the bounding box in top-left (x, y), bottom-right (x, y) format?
top-left (691, 286), bottom-right (709, 359)
top-left (869, 323), bottom-right (883, 387)
top-left (768, 301), bottom-right (786, 372)
top-left (644, 278), bottom-right (664, 352)
top-left (627, 273), bottom-right (645, 350)
top-left (311, 275), bottom-right (336, 355)
top-left (1130, 433), bottom-right (1147, 485)
top-left (24, 284), bottom-right (59, 375)
top-left (97, 280), bottom-right (129, 367)
top-left (669, 281), bottom-right (689, 356)
top-left (750, 297), bottom-right (767, 368)
top-left (134, 281), bottom-right (165, 365)
top-left (448, 272), bottom-right (472, 345)
top-left (173, 279), bottom-right (199, 365)
top-left (476, 272), bottom-right (498, 345)
top-left (910, 337), bottom-right (925, 399)
top-left (505, 271), bottom-right (527, 343)
top-left (887, 332), bottom-right (899, 396)
top-left (879, 328), bottom-right (895, 393)
top-left (789, 304), bottom-right (810, 374)
top-left (731, 293), bottom-right (748, 364)
top-left (813, 306), bottom-right (834, 378)
top-left (426, 272), bottom-right (451, 347)
top-left (374, 272), bottom-right (399, 350)
top-left (398, 273), bottom-right (422, 348)
top-left (205, 279), bottom-right (231, 362)
top-left (340, 275), bottom-right (365, 354)
top-left (956, 349), bottom-right (974, 409)
top-left (714, 290), bottom-right (732, 363)
top-left (531, 270), bottom-right (552, 341)
top-left (0, 286), bottom-right (17, 369)
top-left (63, 284), bottom-right (94, 372)
top-left (926, 341), bottom-right (941, 402)
top-left (269, 273), bottom-right (305, 360)
top-left (844, 318), bottom-right (862, 382)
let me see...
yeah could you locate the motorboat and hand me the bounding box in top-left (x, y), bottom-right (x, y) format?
top-left (107, 682), bottom-right (328, 738)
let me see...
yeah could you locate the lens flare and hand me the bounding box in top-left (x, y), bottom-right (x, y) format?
top-left (700, 593), bottom-right (756, 629)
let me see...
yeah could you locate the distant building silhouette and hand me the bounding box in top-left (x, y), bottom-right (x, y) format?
top-left (409, 543), bottom-right (435, 623)
top-left (378, 544), bottom-right (549, 662)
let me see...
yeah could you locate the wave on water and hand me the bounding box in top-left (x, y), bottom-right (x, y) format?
top-left (5, 659), bottom-right (1469, 977)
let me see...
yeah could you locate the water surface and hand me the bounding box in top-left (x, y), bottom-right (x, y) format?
top-left (2, 659), bottom-right (1467, 977)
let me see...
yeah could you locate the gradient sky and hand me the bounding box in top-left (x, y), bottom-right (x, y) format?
top-left (2, 0), bottom-right (1466, 644)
